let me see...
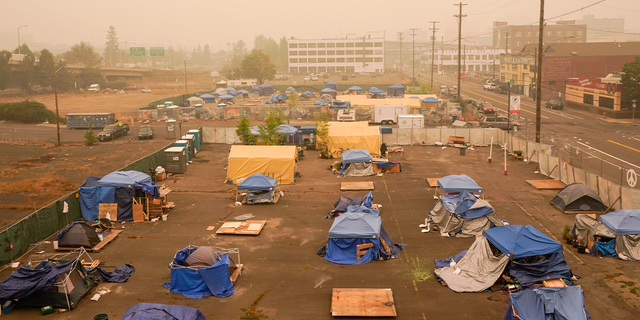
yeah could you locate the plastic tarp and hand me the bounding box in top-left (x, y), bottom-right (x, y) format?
top-left (342, 162), bottom-right (374, 177)
top-left (79, 185), bottom-right (116, 221)
top-left (341, 149), bottom-right (372, 164)
top-left (80, 176), bottom-right (102, 187)
top-left (97, 171), bottom-right (152, 188)
top-left (226, 145), bottom-right (298, 184)
top-left (573, 214), bottom-right (615, 242)
top-left (379, 225), bottom-right (407, 260)
top-left (504, 286), bottom-right (590, 320)
top-left (324, 237), bottom-right (380, 265)
top-left (0, 259), bottom-right (77, 304)
top-left (329, 208), bottom-right (381, 239)
top-left (421, 97), bottom-right (439, 103)
top-left (238, 173), bottom-right (277, 191)
top-left (429, 191), bottom-right (504, 237)
top-left (347, 86), bottom-right (363, 94)
top-left (302, 90), bottom-right (314, 96)
top-left (333, 192), bottom-right (372, 214)
top-left (484, 225), bottom-right (563, 259)
top-left (122, 303), bottom-right (206, 320)
top-left (328, 125), bottom-right (380, 158)
top-left (321, 87), bottom-right (337, 93)
top-left (314, 98), bottom-right (329, 106)
top-left (326, 81), bottom-right (338, 90)
top-left (163, 249), bottom-right (236, 299)
top-left (437, 174), bottom-right (483, 194)
top-left (369, 87), bottom-right (385, 94)
top-left (387, 84), bottom-right (405, 97)
top-left (88, 263), bottom-right (135, 283)
top-left (599, 210), bottom-right (640, 235)
top-left (434, 236), bottom-right (509, 292)
top-left (219, 94), bottom-right (235, 100)
top-left (252, 86), bottom-right (260, 94)
top-left (509, 252), bottom-right (574, 288)
top-left (434, 250), bottom-right (468, 269)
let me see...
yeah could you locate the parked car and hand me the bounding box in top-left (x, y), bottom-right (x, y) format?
top-left (88, 84), bottom-right (100, 93)
top-left (341, 74), bottom-right (349, 81)
top-left (142, 87), bottom-right (151, 93)
top-left (546, 100), bottom-right (564, 110)
top-left (480, 116), bottom-right (519, 132)
top-left (304, 76), bottom-right (311, 81)
top-left (479, 102), bottom-right (496, 116)
top-left (484, 83), bottom-right (497, 91)
top-left (98, 124), bottom-right (130, 141)
top-left (311, 76), bottom-right (319, 81)
top-left (137, 125), bottom-right (154, 140)
top-left (125, 85), bottom-right (138, 90)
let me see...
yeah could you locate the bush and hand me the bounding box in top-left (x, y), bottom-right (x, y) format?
top-left (84, 121), bottom-right (97, 146)
top-left (0, 100), bottom-right (65, 124)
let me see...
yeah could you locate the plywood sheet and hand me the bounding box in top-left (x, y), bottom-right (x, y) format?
top-left (341, 182), bottom-right (374, 191)
top-left (331, 288), bottom-right (396, 317)
top-left (427, 178), bottom-right (440, 188)
top-left (132, 204), bottom-right (145, 222)
top-left (525, 179), bottom-right (566, 190)
top-left (99, 203), bottom-right (118, 221)
top-left (216, 220), bottom-right (266, 235)
top-left (543, 279), bottom-right (567, 287)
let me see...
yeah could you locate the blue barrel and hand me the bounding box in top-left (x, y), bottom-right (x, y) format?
top-left (174, 140), bottom-right (190, 162)
top-left (187, 129), bottom-right (200, 151)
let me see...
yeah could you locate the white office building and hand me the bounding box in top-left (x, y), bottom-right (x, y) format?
top-left (288, 36), bottom-right (384, 74)
top-left (420, 48), bottom-right (506, 76)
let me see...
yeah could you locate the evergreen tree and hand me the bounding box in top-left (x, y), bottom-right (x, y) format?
top-left (34, 49), bottom-right (55, 87)
top-left (104, 26), bottom-right (119, 66)
top-left (0, 50), bottom-right (12, 91)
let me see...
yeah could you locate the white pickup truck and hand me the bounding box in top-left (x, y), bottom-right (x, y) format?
top-left (484, 83), bottom-right (497, 91)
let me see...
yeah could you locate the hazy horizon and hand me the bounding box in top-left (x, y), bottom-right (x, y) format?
top-left (1, 0), bottom-right (638, 53)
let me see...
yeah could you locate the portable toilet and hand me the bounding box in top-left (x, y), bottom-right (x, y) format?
top-left (166, 120), bottom-right (178, 139)
top-left (164, 147), bottom-right (187, 173)
top-left (174, 140), bottom-right (190, 162)
top-left (181, 134), bottom-right (196, 159)
top-left (164, 101), bottom-right (173, 108)
top-left (187, 129), bottom-right (201, 151)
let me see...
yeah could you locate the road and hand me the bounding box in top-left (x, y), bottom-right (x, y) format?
top-left (420, 73), bottom-right (640, 188)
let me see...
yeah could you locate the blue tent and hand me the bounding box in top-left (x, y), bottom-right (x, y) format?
top-left (121, 303), bottom-right (206, 320)
top-left (258, 83), bottom-right (274, 96)
top-left (302, 90), bottom-right (314, 97)
top-left (347, 86), bottom-right (363, 94)
top-left (251, 86), bottom-right (260, 94)
top-left (341, 149), bottom-right (372, 164)
top-left (439, 191), bottom-right (494, 219)
top-left (321, 88), bottom-right (337, 93)
top-left (484, 225), bottom-right (563, 259)
top-left (238, 89), bottom-right (250, 95)
top-left (277, 124), bottom-right (299, 143)
top-left (421, 97), bottom-right (439, 104)
top-left (163, 246), bottom-right (236, 299)
top-left (368, 87), bottom-right (385, 94)
top-left (326, 81), bottom-right (338, 91)
top-left (437, 174), bottom-right (483, 194)
top-left (504, 287), bottom-right (591, 320)
top-left (219, 94), bottom-right (234, 100)
top-left (199, 94), bottom-right (216, 104)
top-left (324, 208), bottom-right (382, 264)
top-left (80, 172), bottom-right (156, 221)
top-left (387, 84), bottom-right (405, 97)
top-left (97, 171), bottom-right (151, 188)
top-left (238, 173), bottom-right (277, 191)
top-left (599, 210), bottom-right (640, 235)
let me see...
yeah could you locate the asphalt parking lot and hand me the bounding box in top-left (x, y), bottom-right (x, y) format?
top-left (2, 143), bottom-right (638, 319)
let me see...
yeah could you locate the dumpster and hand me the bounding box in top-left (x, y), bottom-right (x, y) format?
top-left (174, 140), bottom-right (190, 162)
top-left (181, 134), bottom-right (196, 159)
top-left (187, 129), bottom-right (201, 151)
top-left (164, 147), bottom-right (187, 173)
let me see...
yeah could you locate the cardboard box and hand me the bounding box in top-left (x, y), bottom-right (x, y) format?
top-left (156, 172), bottom-right (167, 181)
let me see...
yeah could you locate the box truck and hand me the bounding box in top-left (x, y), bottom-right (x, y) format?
top-left (373, 105), bottom-right (407, 125)
top-left (397, 114), bottom-right (425, 129)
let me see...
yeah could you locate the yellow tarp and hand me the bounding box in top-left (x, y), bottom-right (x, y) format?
top-left (328, 126), bottom-right (380, 158)
top-left (227, 145), bottom-right (298, 184)
top-left (328, 121), bottom-right (369, 128)
top-left (336, 95), bottom-right (438, 108)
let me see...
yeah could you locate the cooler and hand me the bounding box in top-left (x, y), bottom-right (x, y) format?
top-left (164, 147), bottom-right (187, 173)
top-left (174, 140), bottom-right (190, 162)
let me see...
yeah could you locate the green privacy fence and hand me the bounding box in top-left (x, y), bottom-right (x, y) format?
top-left (0, 142), bottom-right (174, 265)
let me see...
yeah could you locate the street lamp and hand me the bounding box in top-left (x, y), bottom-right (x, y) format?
top-left (53, 66), bottom-right (64, 146)
top-left (17, 25), bottom-right (27, 54)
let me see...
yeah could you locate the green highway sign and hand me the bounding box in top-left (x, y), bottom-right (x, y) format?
top-left (150, 47), bottom-right (165, 57)
top-left (130, 47), bottom-right (146, 56)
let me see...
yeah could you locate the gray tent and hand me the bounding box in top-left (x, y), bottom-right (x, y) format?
top-left (428, 191), bottom-right (504, 237)
top-left (551, 183), bottom-right (606, 213)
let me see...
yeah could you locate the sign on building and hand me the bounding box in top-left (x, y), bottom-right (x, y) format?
top-left (129, 47), bottom-right (146, 56)
top-left (150, 47), bottom-right (165, 57)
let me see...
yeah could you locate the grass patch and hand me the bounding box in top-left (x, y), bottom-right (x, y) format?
top-left (630, 287), bottom-right (638, 295)
top-left (241, 290), bottom-right (269, 320)
top-left (410, 257), bottom-right (433, 283)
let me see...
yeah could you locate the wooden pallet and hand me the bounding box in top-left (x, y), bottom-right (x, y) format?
top-left (426, 178), bottom-right (440, 188)
top-left (216, 220), bottom-right (266, 235)
top-left (230, 264), bottom-right (243, 284)
top-left (341, 182), bottom-right (374, 191)
top-left (525, 179), bottom-right (566, 190)
top-left (55, 230), bottom-right (123, 252)
top-left (331, 288), bottom-right (397, 317)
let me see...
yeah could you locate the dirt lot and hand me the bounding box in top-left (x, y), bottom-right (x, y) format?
top-left (1, 144), bottom-right (638, 319)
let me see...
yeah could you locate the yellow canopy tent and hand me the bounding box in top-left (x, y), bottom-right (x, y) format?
top-left (226, 145), bottom-right (298, 184)
top-left (327, 124), bottom-right (381, 158)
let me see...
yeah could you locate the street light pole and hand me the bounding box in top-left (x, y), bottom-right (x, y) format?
top-left (535, 0), bottom-right (545, 143)
top-left (633, 100), bottom-right (637, 123)
top-left (17, 25), bottom-right (27, 54)
top-left (53, 67), bottom-right (64, 146)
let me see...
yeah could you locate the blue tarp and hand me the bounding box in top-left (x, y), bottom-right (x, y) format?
top-left (0, 259), bottom-right (77, 304)
top-left (437, 174), bottom-right (483, 194)
top-left (422, 97), bottom-right (439, 104)
top-left (509, 252), bottom-right (573, 288)
top-left (121, 303), bottom-right (206, 320)
top-left (328, 209), bottom-right (381, 239)
top-left (440, 191), bottom-right (493, 219)
top-left (238, 173), bottom-right (277, 191)
top-left (252, 86), bottom-right (260, 94)
top-left (341, 149), bottom-right (372, 164)
top-left (219, 94), bottom-right (234, 100)
top-left (368, 87), bottom-right (385, 94)
top-left (434, 250), bottom-right (468, 269)
top-left (484, 225), bottom-right (563, 259)
top-left (326, 81), bottom-right (338, 91)
top-left (277, 124), bottom-right (299, 142)
top-left (302, 90), bottom-right (314, 96)
top-left (592, 239), bottom-right (617, 257)
top-left (79, 186), bottom-right (116, 221)
top-left (80, 176), bottom-right (102, 187)
top-left (504, 287), bottom-right (591, 320)
top-left (347, 86), bottom-right (363, 94)
top-left (133, 181), bottom-right (160, 198)
top-left (333, 192), bottom-right (373, 214)
top-left (163, 249), bottom-right (236, 299)
top-left (97, 171), bottom-right (152, 188)
top-left (387, 84), bottom-right (405, 97)
top-left (599, 210), bottom-right (640, 235)
top-left (325, 238), bottom-right (380, 265)
top-left (199, 94), bottom-right (216, 104)
top-left (88, 263), bottom-right (135, 283)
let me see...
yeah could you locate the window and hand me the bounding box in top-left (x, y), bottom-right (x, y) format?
top-left (346, 43), bottom-right (355, 47)
top-left (515, 32), bottom-right (522, 37)
top-left (374, 42), bottom-right (383, 47)
top-left (365, 50), bottom-right (373, 55)
top-left (501, 74), bottom-right (506, 82)
top-left (374, 57), bottom-right (383, 62)
top-left (289, 43), bottom-right (298, 48)
top-left (327, 43), bottom-right (335, 48)
top-left (512, 64), bottom-right (517, 71)
top-left (356, 57), bottom-right (364, 62)
top-left (336, 43), bottom-right (345, 47)
top-left (318, 58), bottom-right (326, 63)
top-left (290, 51), bottom-right (298, 56)
top-left (355, 42), bottom-right (364, 47)
top-left (317, 43), bottom-right (326, 48)
top-left (308, 43), bottom-right (317, 48)
top-left (547, 31), bottom-right (553, 36)
top-left (365, 57), bottom-right (373, 62)
top-left (337, 58), bottom-right (345, 62)
top-left (346, 58), bottom-right (354, 62)
top-left (289, 58), bottom-right (298, 63)
top-left (346, 50), bottom-right (354, 55)
top-left (441, 55), bottom-right (452, 60)
top-left (556, 31), bottom-right (562, 36)
top-left (501, 64), bottom-right (505, 70)
top-left (327, 58), bottom-right (335, 63)
top-left (365, 42), bottom-right (373, 47)
top-left (599, 97), bottom-right (614, 109)
top-left (489, 55), bottom-right (494, 59)
top-left (523, 65), bottom-right (528, 70)
top-left (527, 32), bottom-right (532, 37)
top-left (336, 50), bottom-right (345, 55)
top-left (355, 50), bottom-right (364, 55)
top-left (374, 50), bottom-right (383, 55)
top-left (482, 55), bottom-right (487, 60)
top-left (476, 55), bottom-right (481, 60)
top-left (566, 31), bottom-right (573, 36)
top-left (577, 31), bottom-right (583, 36)
top-left (298, 51), bottom-right (307, 56)
top-left (327, 50), bottom-right (335, 55)
top-left (583, 94), bottom-right (594, 105)
top-left (317, 51), bottom-right (326, 55)
top-left (308, 58), bottom-right (317, 63)
top-left (299, 43), bottom-right (307, 48)
top-left (299, 58), bottom-right (307, 63)
top-left (308, 50), bottom-right (316, 55)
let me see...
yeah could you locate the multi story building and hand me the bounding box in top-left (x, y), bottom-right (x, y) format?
top-left (499, 50), bottom-right (537, 96)
top-left (420, 48), bottom-right (505, 77)
top-left (576, 15), bottom-right (624, 42)
top-left (287, 36), bottom-right (384, 75)
top-left (493, 21), bottom-right (587, 52)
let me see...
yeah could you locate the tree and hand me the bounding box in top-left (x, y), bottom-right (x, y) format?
top-left (258, 111), bottom-right (284, 145)
top-left (62, 41), bottom-right (102, 67)
top-left (34, 49), bottom-right (55, 87)
top-left (84, 121), bottom-right (98, 146)
top-left (104, 26), bottom-right (119, 66)
top-left (622, 57), bottom-right (640, 101)
top-left (287, 92), bottom-right (299, 124)
top-left (254, 35), bottom-right (279, 63)
top-left (0, 50), bottom-right (12, 91)
top-left (13, 44), bottom-right (35, 92)
top-left (236, 115), bottom-right (256, 145)
top-left (315, 112), bottom-right (330, 158)
top-left (241, 50), bottom-right (275, 84)
top-left (278, 37), bottom-right (289, 69)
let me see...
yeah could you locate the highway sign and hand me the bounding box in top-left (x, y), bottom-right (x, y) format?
top-left (150, 47), bottom-right (165, 57)
top-left (627, 169), bottom-right (637, 187)
top-left (129, 47), bottom-right (146, 56)
top-left (510, 96), bottom-right (521, 114)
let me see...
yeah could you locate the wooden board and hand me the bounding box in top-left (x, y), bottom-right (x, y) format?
top-left (331, 288), bottom-right (397, 317)
top-left (563, 210), bottom-right (605, 215)
top-left (543, 279), bottom-right (568, 287)
top-left (55, 230), bottom-right (123, 252)
top-left (426, 178), bottom-right (440, 188)
top-left (230, 264), bottom-right (243, 284)
top-left (133, 204), bottom-right (145, 222)
top-left (525, 179), bottom-right (566, 190)
top-left (216, 220), bottom-right (266, 235)
top-left (341, 182), bottom-right (374, 191)
top-left (99, 203), bottom-right (118, 221)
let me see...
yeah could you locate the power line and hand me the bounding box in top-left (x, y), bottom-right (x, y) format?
top-left (410, 28), bottom-right (418, 81)
top-left (429, 21), bottom-right (439, 88)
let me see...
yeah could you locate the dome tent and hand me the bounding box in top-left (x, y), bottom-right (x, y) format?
top-left (550, 183), bottom-right (606, 213)
top-left (55, 221), bottom-right (101, 248)
top-left (258, 83), bottom-right (274, 96)
top-left (326, 81), bottom-right (338, 91)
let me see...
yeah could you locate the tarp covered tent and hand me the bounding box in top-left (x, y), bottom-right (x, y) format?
top-left (595, 210), bottom-right (640, 261)
top-left (226, 87), bottom-right (239, 96)
top-left (435, 225), bottom-right (572, 292)
top-left (238, 89), bottom-right (250, 97)
top-left (238, 173), bottom-right (278, 204)
top-left (326, 81), bottom-right (338, 91)
top-left (319, 206), bottom-right (405, 264)
top-left (347, 86), bottom-right (363, 94)
top-left (219, 94), bottom-right (235, 101)
top-left (437, 174), bottom-right (483, 195)
top-left (226, 145), bottom-right (298, 184)
top-left (251, 86), bottom-right (260, 94)
top-left (214, 88), bottom-right (228, 96)
top-left (55, 221), bottom-right (101, 248)
top-left (199, 94), bottom-right (217, 104)
top-left (163, 246), bottom-right (237, 299)
top-left (258, 83), bottom-right (274, 96)
top-left (387, 84), bottom-right (405, 97)
top-left (314, 98), bottom-right (329, 106)
top-left (368, 87), bottom-right (385, 94)
top-left (187, 96), bottom-right (204, 106)
top-left (121, 303), bottom-right (206, 320)
top-left (340, 149), bottom-right (374, 177)
top-left (265, 93), bottom-right (288, 104)
top-left (0, 258), bottom-right (96, 310)
top-left (320, 87), bottom-right (338, 98)
top-left (503, 286), bottom-right (591, 320)
top-left (277, 124), bottom-right (299, 143)
top-left (428, 191), bottom-right (504, 237)
top-left (331, 192), bottom-right (373, 216)
top-left (327, 122), bottom-right (380, 158)
top-left (551, 183), bottom-right (606, 213)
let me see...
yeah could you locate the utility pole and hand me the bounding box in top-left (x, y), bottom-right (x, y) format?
top-left (184, 60), bottom-right (188, 95)
top-left (535, 0), bottom-right (545, 143)
top-left (533, 47), bottom-right (538, 101)
top-left (505, 32), bottom-right (509, 85)
top-left (463, 44), bottom-right (466, 82)
top-left (454, 2), bottom-right (467, 99)
top-left (53, 67), bottom-right (64, 146)
top-left (429, 21), bottom-right (439, 90)
top-left (398, 32), bottom-right (404, 74)
top-left (410, 28), bottom-right (418, 82)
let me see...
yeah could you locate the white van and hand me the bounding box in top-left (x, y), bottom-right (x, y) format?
top-left (88, 84), bottom-right (100, 93)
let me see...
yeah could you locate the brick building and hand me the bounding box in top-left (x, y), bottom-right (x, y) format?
top-left (493, 21), bottom-right (587, 52)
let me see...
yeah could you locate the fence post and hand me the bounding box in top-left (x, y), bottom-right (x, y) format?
top-left (11, 128), bottom-right (15, 145)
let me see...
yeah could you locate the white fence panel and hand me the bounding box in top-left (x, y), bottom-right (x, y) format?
top-left (547, 156), bottom-right (560, 180)
top-left (426, 129), bottom-right (442, 144)
top-left (621, 187), bottom-right (640, 209)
